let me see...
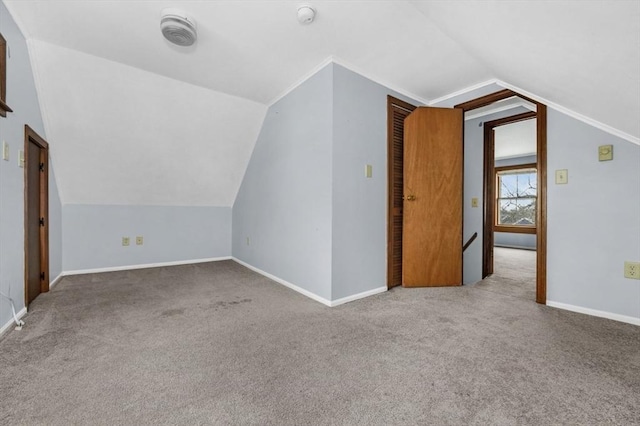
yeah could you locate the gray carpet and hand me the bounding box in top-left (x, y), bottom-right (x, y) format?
top-left (1, 260), bottom-right (639, 425)
top-left (474, 247), bottom-right (537, 301)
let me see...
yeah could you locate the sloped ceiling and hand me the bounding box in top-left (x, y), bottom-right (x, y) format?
top-left (3, 0), bottom-right (639, 206)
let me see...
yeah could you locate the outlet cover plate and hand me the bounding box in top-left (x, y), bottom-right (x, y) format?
top-left (624, 261), bottom-right (640, 279)
top-left (122, 237), bottom-right (130, 246)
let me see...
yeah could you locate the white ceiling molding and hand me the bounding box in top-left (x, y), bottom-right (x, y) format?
top-left (267, 56), bottom-right (334, 107)
top-left (269, 55), bottom-right (433, 108)
top-left (330, 56), bottom-right (430, 106)
top-left (495, 80), bottom-right (640, 146)
top-left (428, 79), bottom-right (499, 107)
top-left (464, 97), bottom-right (536, 122)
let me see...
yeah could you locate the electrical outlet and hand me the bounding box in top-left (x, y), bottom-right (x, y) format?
top-left (136, 236), bottom-right (143, 245)
top-left (471, 197), bottom-right (479, 208)
top-left (122, 237), bottom-right (130, 246)
top-left (246, 237), bottom-right (250, 246)
top-left (624, 261), bottom-right (640, 280)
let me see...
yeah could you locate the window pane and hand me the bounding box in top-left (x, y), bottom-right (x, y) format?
top-left (499, 174), bottom-right (519, 198)
top-left (517, 172), bottom-right (537, 197)
top-left (498, 198), bottom-right (536, 225)
top-left (498, 170), bottom-right (537, 198)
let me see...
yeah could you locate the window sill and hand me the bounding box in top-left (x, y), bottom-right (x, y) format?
top-left (0, 99), bottom-right (12, 117)
top-left (494, 225), bottom-right (536, 235)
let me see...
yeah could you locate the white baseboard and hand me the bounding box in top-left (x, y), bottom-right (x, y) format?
top-left (49, 273), bottom-right (64, 289)
top-left (0, 307), bottom-right (27, 337)
top-left (494, 244), bottom-right (536, 251)
top-left (329, 286), bottom-right (388, 307)
top-left (547, 300), bottom-right (640, 326)
top-left (63, 257), bottom-right (232, 276)
top-left (232, 257), bottom-right (387, 307)
top-left (232, 257), bottom-right (333, 306)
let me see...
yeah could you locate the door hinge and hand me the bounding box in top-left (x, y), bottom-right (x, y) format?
top-left (39, 162), bottom-right (45, 172)
top-left (40, 272), bottom-right (45, 281)
top-left (39, 217), bottom-right (45, 227)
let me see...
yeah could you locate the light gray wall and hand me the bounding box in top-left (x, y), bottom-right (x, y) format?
top-left (460, 108), bottom-right (530, 285)
top-left (233, 63), bottom-right (421, 302)
top-left (62, 205), bottom-right (230, 271)
top-left (547, 109), bottom-right (640, 318)
top-left (0, 2), bottom-right (62, 328)
top-left (494, 232), bottom-right (536, 250)
top-left (49, 163), bottom-right (63, 280)
top-left (331, 64), bottom-right (419, 299)
top-left (494, 154), bottom-right (537, 249)
top-left (232, 64), bottom-right (334, 301)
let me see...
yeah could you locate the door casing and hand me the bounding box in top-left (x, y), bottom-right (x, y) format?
top-left (387, 89), bottom-right (547, 304)
top-left (455, 90), bottom-right (547, 304)
top-left (24, 125), bottom-right (49, 305)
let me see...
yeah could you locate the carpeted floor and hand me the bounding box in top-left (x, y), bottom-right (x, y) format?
top-left (474, 247), bottom-right (536, 301)
top-left (1, 260), bottom-right (639, 425)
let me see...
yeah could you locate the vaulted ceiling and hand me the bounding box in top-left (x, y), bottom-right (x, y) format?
top-left (4, 0), bottom-right (639, 206)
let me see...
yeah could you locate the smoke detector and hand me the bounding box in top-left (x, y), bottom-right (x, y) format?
top-left (160, 9), bottom-right (197, 47)
top-left (297, 5), bottom-right (316, 24)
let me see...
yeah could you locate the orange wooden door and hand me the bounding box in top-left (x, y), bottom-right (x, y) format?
top-left (403, 107), bottom-right (463, 287)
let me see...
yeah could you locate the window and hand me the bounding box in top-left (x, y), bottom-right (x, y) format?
top-left (0, 32), bottom-right (12, 117)
top-left (495, 163), bottom-right (537, 234)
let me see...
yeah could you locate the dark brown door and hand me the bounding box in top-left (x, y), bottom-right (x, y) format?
top-left (402, 107), bottom-right (463, 287)
top-left (387, 96), bottom-right (416, 288)
top-left (25, 125), bottom-right (49, 305)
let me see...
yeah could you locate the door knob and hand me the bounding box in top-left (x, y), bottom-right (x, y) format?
top-left (406, 195), bottom-right (416, 201)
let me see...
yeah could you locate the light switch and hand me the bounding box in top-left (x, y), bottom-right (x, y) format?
top-left (2, 141), bottom-right (9, 161)
top-left (18, 150), bottom-right (25, 168)
top-left (555, 169), bottom-right (568, 184)
top-left (598, 145), bottom-right (613, 161)
top-left (365, 164), bottom-right (373, 178)
top-left (471, 197), bottom-right (479, 208)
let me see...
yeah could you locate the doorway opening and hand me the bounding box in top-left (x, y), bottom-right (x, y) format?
top-left (478, 113), bottom-right (538, 300)
top-left (386, 89), bottom-right (547, 303)
top-left (24, 125), bottom-right (49, 306)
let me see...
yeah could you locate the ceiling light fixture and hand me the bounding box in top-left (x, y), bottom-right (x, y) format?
top-left (297, 5), bottom-right (316, 25)
top-left (160, 8), bottom-right (197, 47)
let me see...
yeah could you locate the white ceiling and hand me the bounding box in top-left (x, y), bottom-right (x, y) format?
top-left (3, 0), bottom-right (639, 206)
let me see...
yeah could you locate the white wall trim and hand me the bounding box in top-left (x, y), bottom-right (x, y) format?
top-left (232, 257), bottom-right (332, 306)
top-left (329, 286), bottom-right (388, 307)
top-left (267, 56), bottom-right (335, 107)
top-left (267, 55), bottom-right (429, 108)
top-left (63, 257), bottom-right (232, 276)
top-left (493, 244), bottom-right (536, 251)
top-left (49, 273), bottom-right (64, 289)
top-left (232, 257), bottom-right (387, 307)
top-left (0, 307), bottom-right (27, 338)
top-left (495, 80), bottom-right (640, 146)
top-left (547, 300), bottom-right (640, 326)
top-left (464, 100), bottom-right (535, 121)
top-left (428, 78), bottom-right (500, 106)
top-left (330, 56), bottom-right (429, 106)
top-left (428, 78), bottom-right (639, 145)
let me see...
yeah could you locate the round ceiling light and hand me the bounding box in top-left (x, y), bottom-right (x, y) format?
top-left (297, 5), bottom-right (316, 24)
top-left (160, 9), bottom-right (197, 47)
